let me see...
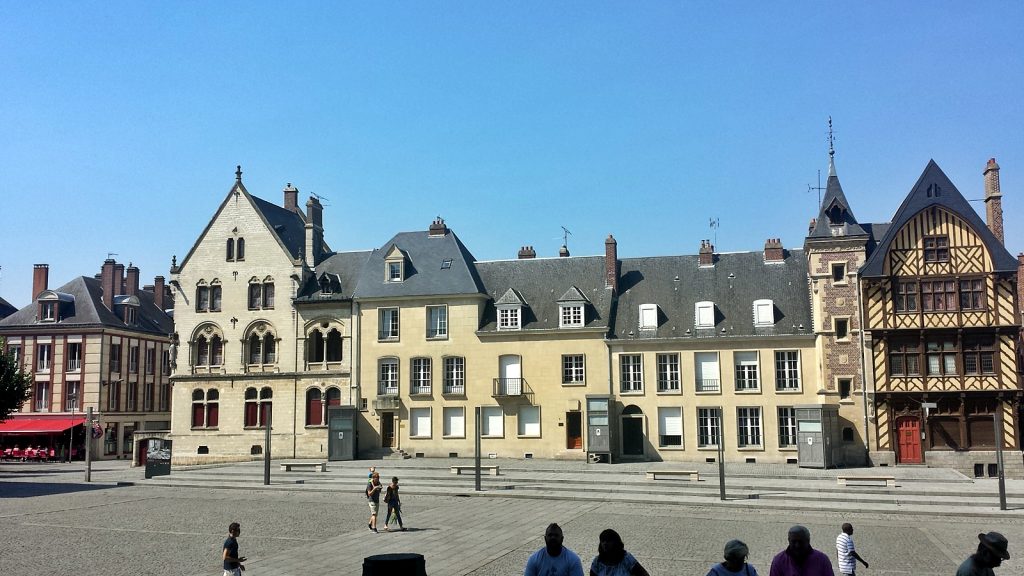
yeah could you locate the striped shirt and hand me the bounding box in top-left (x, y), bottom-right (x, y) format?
top-left (836, 532), bottom-right (855, 574)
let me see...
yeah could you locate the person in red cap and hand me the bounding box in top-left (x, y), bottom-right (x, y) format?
top-left (957, 532), bottom-right (1010, 576)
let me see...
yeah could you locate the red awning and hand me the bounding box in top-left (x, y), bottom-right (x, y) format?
top-left (0, 417), bottom-right (85, 434)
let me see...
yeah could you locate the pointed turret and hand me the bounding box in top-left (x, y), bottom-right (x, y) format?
top-left (807, 158), bottom-right (867, 239)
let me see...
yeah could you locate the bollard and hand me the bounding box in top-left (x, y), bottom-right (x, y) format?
top-left (362, 552), bottom-right (426, 575)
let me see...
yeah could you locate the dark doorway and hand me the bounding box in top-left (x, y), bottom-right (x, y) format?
top-left (566, 412), bottom-right (582, 449)
top-left (621, 405), bottom-right (644, 456)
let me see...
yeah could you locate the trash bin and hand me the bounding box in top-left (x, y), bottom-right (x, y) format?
top-left (362, 552), bottom-right (427, 575)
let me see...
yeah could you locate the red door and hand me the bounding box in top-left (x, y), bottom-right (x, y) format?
top-left (896, 416), bottom-right (922, 464)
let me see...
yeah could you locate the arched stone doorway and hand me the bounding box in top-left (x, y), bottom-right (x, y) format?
top-left (621, 405), bottom-right (645, 457)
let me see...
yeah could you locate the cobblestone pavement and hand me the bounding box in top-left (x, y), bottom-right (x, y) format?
top-left (2, 462), bottom-right (1023, 575)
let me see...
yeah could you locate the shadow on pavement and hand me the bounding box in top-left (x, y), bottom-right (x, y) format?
top-left (0, 481), bottom-right (128, 498)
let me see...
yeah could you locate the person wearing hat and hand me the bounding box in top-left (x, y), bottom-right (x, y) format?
top-left (957, 532), bottom-right (1010, 576)
top-left (707, 539), bottom-right (759, 576)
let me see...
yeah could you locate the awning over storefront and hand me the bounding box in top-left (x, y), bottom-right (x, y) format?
top-left (0, 417), bottom-right (85, 434)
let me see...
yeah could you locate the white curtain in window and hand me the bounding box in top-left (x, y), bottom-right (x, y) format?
top-left (695, 352), bottom-right (719, 380)
top-left (482, 406), bottom-right (504, 436)
top-left (518, 406), bottom-right (540, 436)
top-left (443, 407), bottom-right (464, 437)
top-left (410, 408), bottom-right (431, 437)
top-left (658, 407), bottom-right (683, 436)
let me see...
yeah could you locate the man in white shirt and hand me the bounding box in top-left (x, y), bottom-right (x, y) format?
top-left (525, 523), bottom-right (584, 576)
top-left (836, 523), bottom-right (869, 576)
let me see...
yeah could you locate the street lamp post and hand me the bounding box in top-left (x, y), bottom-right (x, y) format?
top-left (67, 392), bottom-right (77, 463)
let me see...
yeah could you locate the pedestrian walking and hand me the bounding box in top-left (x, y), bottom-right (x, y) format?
top-left (383, 476), bottom-right (406, 531)
top-left (957, 532), bottom-right (1010, 576)
top-left (769, 525), bottom-right (834, 576)
top-left (366, 471), bottom-right (382, 533)
top-left (589, 528), bottom-right (649, 575)
top-left (707, 539), bottom-right (759, 576)
top-left (525, 522), bottom-right (584, 576)
top-left (835, 523), bottom-right (868, 576)
top-left (222, 522), bottom-right (246, 576)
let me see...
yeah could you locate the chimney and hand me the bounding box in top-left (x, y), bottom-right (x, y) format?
top-left (605, 235), bottom-right (618, 292)
top-left (559, 245), bottom-right (570, 257)
top-left (764, 238), bottom-right (784, 262)
top-left (428, 216), bottom-right (448, 237)
top-left (113, 263), bottom-right (125, 296)
top-left (283, 183), bottom-right (299, 213)
top-left (125, 265), bottom-right (140, 296)
top-left (305, 196), bottom-right (324, 266)
top-left (808, 218), bottom-right (817, 235)
top-left (698, 240), bottom-right (715, 267)
top-left (101, 259), bottom-right (116, 310)
top-left (32, 264), bottom-right (49, 300)
top-left (984, 158), bottom-right (1004, 244)
top-left (154, 275), bottom-right (166, 311)
top-left (517, 246), bottom-right (536, 259)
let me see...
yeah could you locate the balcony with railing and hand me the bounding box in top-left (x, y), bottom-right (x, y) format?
top-left (443, 382), bottom-right (466, 395)
top-left (492, 377), bottom-right (534, 402)
top-left (695, 378), bottom-right (721, 393)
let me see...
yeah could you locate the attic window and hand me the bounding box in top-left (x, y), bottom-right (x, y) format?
top-left (40, 301), bottom-right (57, 322)
top-left (639, 304), bottom-right (658, 329)
top-left (497, 306), bottom-right (521, 331)
top-left (753, 299), bottom-right (774, 327)
top-left (441, 259), bottom-right (453, 270)
top-left (695, 301), bottom-right (715, 328)
top-left (319, 276), bottom-right (333, 295)
top-left (387, 261), bottom-right (403, 282)
top-left (559, 304), bottom-right (584, 328)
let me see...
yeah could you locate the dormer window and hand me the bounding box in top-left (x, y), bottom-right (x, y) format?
top-left (639, 304), bottom-right (658, 330)
top-left (125, 306), bottom-right (137, 325)
top-left (388, 261), bottom-right (403, 282)
top-left (37, 290), bottom-right (72, 323)
top-left (319, 276), bottom-right (333, 295)
top-left (40, 301), bottom-right (56, 322)
top-left (498, 306), bottom-right (521, 330)
top-left (753, 299), bottom-right (774, 327)
top-left (557, 286), bottom-right (589, 329)
top-left (695, 301), bottom-right (715, 328)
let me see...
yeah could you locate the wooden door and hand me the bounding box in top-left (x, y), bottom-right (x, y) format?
top-left (896, 416), bottom-right (922, 464)
top-left (566, 412), bottom-right (582, 449)
top-left (381, 412), bottom-right (395, 448)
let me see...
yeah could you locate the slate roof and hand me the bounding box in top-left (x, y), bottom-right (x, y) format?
top-left (294, 250), bottom-right (372, 302)
top-left (808, 159), bottom-right (868, 239)
top-left (0, 296), bottom-right (17, 320)
top-left (861, 160), bottom-right (1019, 277)
top-left (352, 229), bottom-right (485, 299)
top-left (475, 256), bottom-right (613, 332)
top-left (0, 277), bottom-right (173, 336)
top-left (611, 250), bottom-right (812, 340)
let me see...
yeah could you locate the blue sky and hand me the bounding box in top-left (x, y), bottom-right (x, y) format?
top-left (2, 2), bottom-right (1022, 308)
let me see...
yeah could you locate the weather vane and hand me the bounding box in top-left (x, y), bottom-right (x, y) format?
top-left (709, 217), bottom-right (720, 247)
top-left (828, 115), bottom-right (835, 159)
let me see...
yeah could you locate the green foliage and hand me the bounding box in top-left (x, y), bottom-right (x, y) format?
top-left (0, 336), bottom-right (32, 421)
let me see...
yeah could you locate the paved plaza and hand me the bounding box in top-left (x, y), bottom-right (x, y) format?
top-left (2, 460), bottom-right (1024, 575)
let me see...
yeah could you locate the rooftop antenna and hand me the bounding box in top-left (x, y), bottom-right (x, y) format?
top-left (311, 191), bottom-right (330, 206)
top-left (560, 226), bottom-right (572, 249)
top-left (107, 252), bottom-right (118, 260)
top-left (807, 170), bottom-right (824, 210)
top-left (709, 217), bottom-right (720, 247)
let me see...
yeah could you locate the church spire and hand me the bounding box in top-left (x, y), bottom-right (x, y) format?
top-left (827, 116), bottom-right (837, 177)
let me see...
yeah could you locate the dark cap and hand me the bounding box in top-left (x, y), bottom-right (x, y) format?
top-left (979, 532), bottom-right (1010, 560)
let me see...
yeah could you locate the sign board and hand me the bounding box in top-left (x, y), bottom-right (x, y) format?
top-left (144, 439), bottom-right (172, 479)
top-left (922, 402), bottom-right (937, 409)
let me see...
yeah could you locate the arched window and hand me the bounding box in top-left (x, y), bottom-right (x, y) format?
top-left (195, 336), bottom-right (209, 366)
top-left (210, 281), bottom-right (222, 312)
top-left (248, 280), bottom-right (261, 310)
top-left (210, 335), bottom-right (223, 366)
top-left (309, 331), bottom-right (325, 363)
top-left (192, 389), bottom-right (219, 428)
top-left (248, 334), bottom-right (262, 365)
top-left (263, 279), bottom-right (275, 309)
top-left (226, 238), bottom-right (235, 261)
top-left (206, 389), bottom-right (219, 427)
top-left (259, 387), bottom-right (273, 427)
top-left (243, 387), bottom-right (272, 428)
top-left (191, 389), bottom-right (205, 427)
top-left (306, 388), bottom-right (323, 426)
top-left (192, 326), bottom-right (225, 369)
top-left (326, 329), bottom-right (343, 362)
top-left (325, 386), bottom-right (341, 408)
top-left (263, 334), bottom-right (276, 363)
top-left (196, 281), bottom-right (210, 312)
top-left (236, 238), bottom-right (245, 261)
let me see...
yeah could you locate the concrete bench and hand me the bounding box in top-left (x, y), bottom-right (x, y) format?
top-left (450, 465), bottom-right (499, 476)
top-left (280, 461), bottom-right (327, 472)
top-left (837, 475), bottom-right (896, 488)
top-left (646, 470), bottom-right (700, 482)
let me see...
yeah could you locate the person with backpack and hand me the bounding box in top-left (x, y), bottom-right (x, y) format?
top-left (366, 472), bottom-right (382, 533)
top-left (383, 476), bottom-right (406, 531)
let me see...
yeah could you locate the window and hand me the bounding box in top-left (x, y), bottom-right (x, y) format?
top-left (697, 408), bottom-right (720, 448)
top-left (959, 279), bottom-right (985, 310)
top-left (559, 304), bottom-right (584, 328)
top-left (695, 301), bottom-right (715, 328)
top-left (498, 307), bottom-right (521, 330)
top-left (66, 342), bottom-right (82, 372)
top-left (656, 353), bottom-right (680, 392)
top-left (620, 354), bottom-right (643, 392)
top-left (964, 337), bottom-right (995, 375)
top-left (753, 299), bottom-right (774, 327)
top-left (888, 340), bottom-right (921, 376)
top-left (40, 301), bottom-right (56, 321)
top-left (263, 283), bottom-right (274, 308)
top-left (838, 378), bottom-right (852, 400)
top-left (426, 306), bottom-right (448, 339)
top-left (387, 261), bottom-right (403, 282)
top-left (109, 343), bottom-right (122, 372)
top-left (306, 389), bottom-right (325, 426)
top-left (842, 427), bottom-right (855, 442)
top-left (923, 235), bottom-right (949, 262)
top-left (443, 357), bottom-right (466, 394)
top-left (775, 351), bottom-right (800, 391)
top-left (922, 280), bottom-right (957, 312)
top-left (737, 407), bottom-right (762, 447)
top-left (378, 308), bottom-right (400, 340)
top-left (518, 406), bottom-right (541, 437)
top-left (926, 338), bottom-right (957, 376)
top-left (226, 238), bottom-right (235, 261)
top-left (143, 382), bottom-right (154, 412)
top-left (894, 281), bottom-right (918, 313)
top-left (65, 381), bottom-right (80, 411)
top-left (107, 380), bottom-right (121, 412)
top-left (562, 355), bottom-right (585, 385)
top-left (235, 238), bottom-right (245, 261)
top-left (639, 304), bottom-right (658, 329)
top-left (145, 348), bottom-right (156, 375)
top-left (831, 263), bottom-right (846, 283)
top-left (196, 285), bottom-right (210, 312)
top-left (194, 335), bottom-right (224, 367)
top-left (7, 344), bottom-right (21, 365)
top-left (835, 318), bottom-right (849, 340)
top-left (162, 350), bottom-right (171, 375)
top-left (778, 407), bottom-right (797, 447)
top-left (129, 345), bottom-right (139, 374)
top-left (37, 344), bottom-right (52, 371)
top-left (248, 283), bottom-right (261, 310)
top-left (443, 407), bottom-right (465, 437)
top-left (243, 387), bottom-right (272, 427)
top-left (309, 329), bottom-right (343, 363)
top-left (104, 422), bottom-right (118, 456)
top-left (210, 285), bottom-right (222, 312)
top-left (411, 357), bottom-right (432, 394)
top-left (410, 408), bottom-right (431, 437)
top-left (33, 381), bottom-right (49, 411)
top-left (481, 406), bottom-right (503, 437)
top-left (734, 351), bottom-right (760, 391)
top-left (658, 407), bottom-right (683, 447)
top-left (379, 358), bottom-right (399, 395)
top-left (695, 352), bottom-right (720, 393)
top-left (159, 381), bottom-right (170, 412)
top-left (248, 333), bottom-right (276, 365)
top-left (126, 381), bottom-right (138, 411)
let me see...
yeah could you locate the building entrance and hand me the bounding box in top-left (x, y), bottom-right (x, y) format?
top-left (896, 416), bottom-right (922, 464)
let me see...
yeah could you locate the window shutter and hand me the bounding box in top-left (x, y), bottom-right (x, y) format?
top-left (659, 407), bottom-right (683, 436)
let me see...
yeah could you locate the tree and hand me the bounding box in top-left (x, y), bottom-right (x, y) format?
top-left (0, 337), bottom-right (32, 421)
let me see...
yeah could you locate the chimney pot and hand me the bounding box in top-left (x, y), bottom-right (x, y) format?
top-left (764, 238), bottom-right (784, 262)
top-left (559, 245), bottom-right (570, 258)
top-left (284, 183), bottom-right (299, 212)
top-left (698, 240), bottom-right (714, 266)
top-left (32, 264), bottom-right (49, 300)
top-left (428, 216), bottom-right (448, 237)
top-left (517, 245), bottom-right (536, 259)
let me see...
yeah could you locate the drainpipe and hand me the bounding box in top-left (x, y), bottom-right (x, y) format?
top-left (293, 304), bottom-right (299, 459)
top-left (856, 276), bottom-right (872, 465)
